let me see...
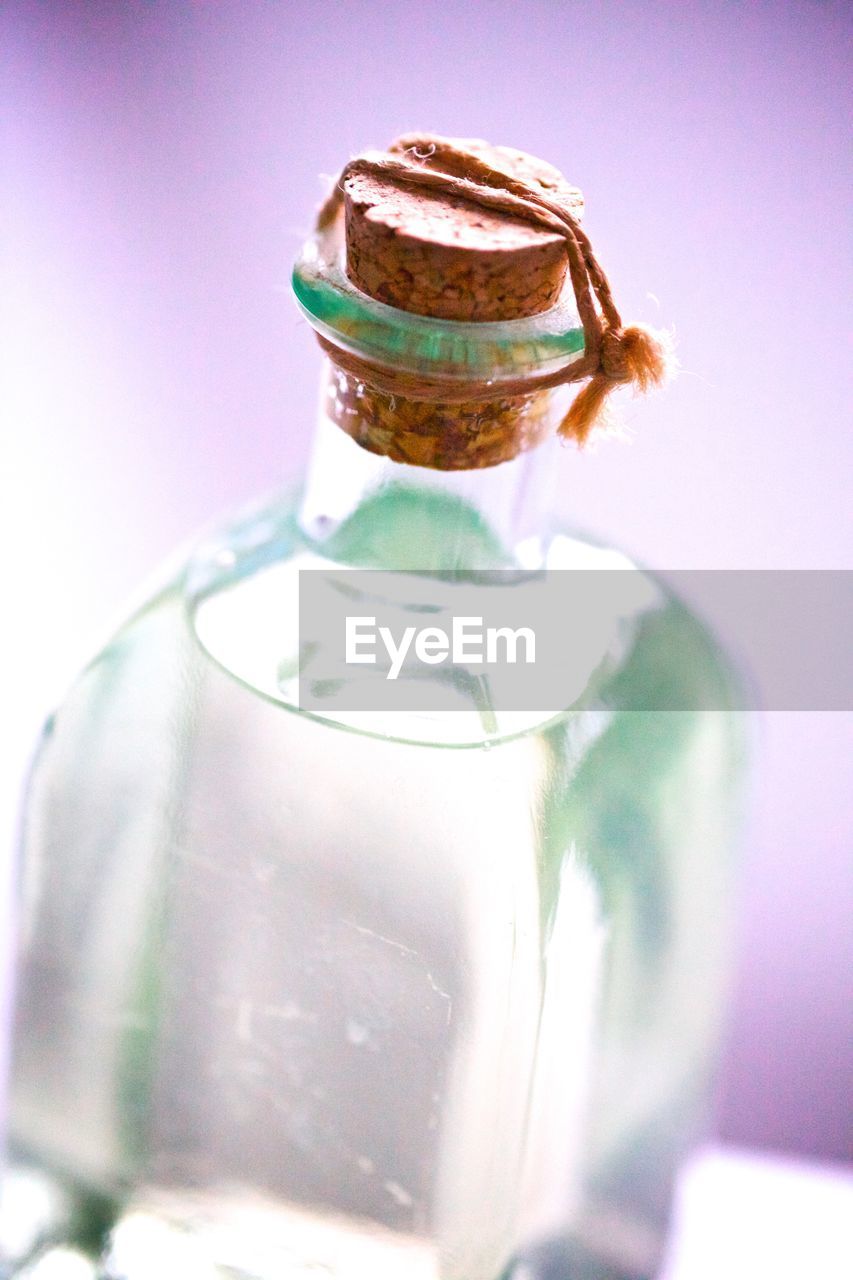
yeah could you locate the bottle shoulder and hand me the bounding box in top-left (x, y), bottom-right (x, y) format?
top-left (56, 481), bottom-right (744, 754)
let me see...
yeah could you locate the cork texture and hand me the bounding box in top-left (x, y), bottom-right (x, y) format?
top-left (324, 365), bottom-right (557, 470)
top-left (344, 138), bottom-right (581, 321)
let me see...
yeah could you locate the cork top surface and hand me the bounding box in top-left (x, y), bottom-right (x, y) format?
top-left (346, 173), bottom-right (565, 252)
top-left (407, 135), bottom-right (584, 216)
top-left (343, 137), bottom-right (582, 321)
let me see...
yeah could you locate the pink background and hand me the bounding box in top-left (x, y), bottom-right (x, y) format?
top-left (2, 1), bottom-right (851, 1161)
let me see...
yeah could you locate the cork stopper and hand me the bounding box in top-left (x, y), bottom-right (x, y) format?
top-left (310, 135), bottom-right (670, 465)
top-left (344, 137), bottom-right (582, 321)
top-left (320, 136), bottom-right (590, 469)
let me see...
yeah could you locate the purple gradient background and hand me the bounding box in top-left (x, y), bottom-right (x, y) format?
top-left (2, 1), bottom-right (851, 1162)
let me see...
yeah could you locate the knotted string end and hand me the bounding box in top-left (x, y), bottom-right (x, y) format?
top-left (558, 323), bottom-right (676, 445)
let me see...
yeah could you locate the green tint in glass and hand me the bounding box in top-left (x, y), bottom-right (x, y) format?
top-left (292, 234), bottom-right (586, 381)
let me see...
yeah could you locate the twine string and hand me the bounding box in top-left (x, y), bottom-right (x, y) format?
top-left (316, 135), bottom-right (671, 445)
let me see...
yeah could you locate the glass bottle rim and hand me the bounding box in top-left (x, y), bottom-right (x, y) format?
top-left (291, 228), bottom-right (586, 384)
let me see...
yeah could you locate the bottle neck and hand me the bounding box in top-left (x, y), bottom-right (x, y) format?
top-left (299, 360), bottom-right (565, 571)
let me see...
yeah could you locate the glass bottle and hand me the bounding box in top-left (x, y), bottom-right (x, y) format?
top-left (1, 158), bottom-right (742, 1280)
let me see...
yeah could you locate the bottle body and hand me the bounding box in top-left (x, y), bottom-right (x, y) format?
top-left (2, 429), bottom-right (742, 1278)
